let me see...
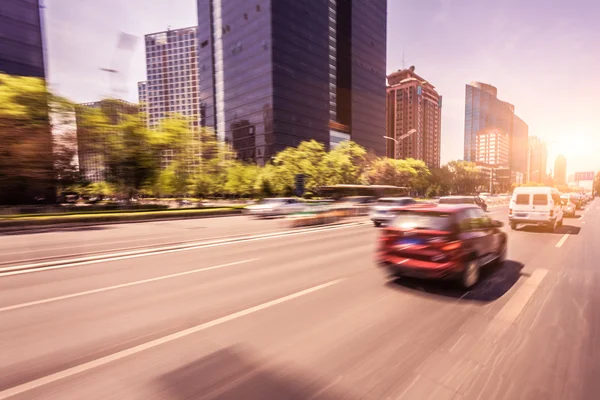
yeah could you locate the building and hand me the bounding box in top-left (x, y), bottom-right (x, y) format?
top-left (76, 100), bottom-right (139, 182)
top-left (141, 27), bottom-right (200, 129)
top-left (554, 155), bottom-right (567, 186)
top-left (527, 136), bottom-right (548, 183)
top-left (475, 127), bottom-right (509, 167)
top-left (464, 82), bottom-right (528, 181)
top-left (196, 0), bottom-right (387, 165)
top-left (0, 0), bottom-right (46, 78)
top-left (385, 66), bottom-right (442, 168)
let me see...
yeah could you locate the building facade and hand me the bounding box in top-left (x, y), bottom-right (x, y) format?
top-left (464, 82), bottom-right (528, 180)
top-left (475, 128), bottom-right (509, 166)
top-left (76, 100), bottom-right (139, 183)
top-left (554, 155), bottom-right (567, 186)
top-left (386, 66), bottom-right (442, 168)
top-left (0, 0), bottom-right (46, 78)
top-left (527, 136), bottom-right (548, 183)
top-left (141, 27), bottom-right (200, 129)
top-left (196, 0), bottom-right (387, 164)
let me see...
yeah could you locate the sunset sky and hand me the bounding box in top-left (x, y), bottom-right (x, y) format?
top-left (44, 0), bottom-right (600, 175)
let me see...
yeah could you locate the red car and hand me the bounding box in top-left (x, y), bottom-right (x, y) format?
top-left (376, 204), bottom-right (507, 288)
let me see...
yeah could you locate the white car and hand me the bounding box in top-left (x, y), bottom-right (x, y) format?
top-left (560, 195), bottom-right (576, 217)
top-left (245, 198), bottom-right (305, 218)
top-left (369, 197), bottom-right (418, 227)
top-left (509, 187), bottom-right (564, 231)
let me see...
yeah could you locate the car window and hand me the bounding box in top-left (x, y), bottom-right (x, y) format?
top-left (392, 211), bottom-right (453, 231)
top-left (515, 194), bottom-right (530, 205)
top-left (466, 208), bottom-right (488, 229)
top-left (533, 194), bottom-right (548, 205)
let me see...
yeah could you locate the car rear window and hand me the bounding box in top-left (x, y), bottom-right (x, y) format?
top-left (533, 194), bottom-right (548, 205)
top-left (392, 211), bottom-right (453, 231)
top-left (515, 194), bottom-right (530, 205)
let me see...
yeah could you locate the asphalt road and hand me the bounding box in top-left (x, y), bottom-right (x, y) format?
top-left (0, 202), bottom-right (598, 399)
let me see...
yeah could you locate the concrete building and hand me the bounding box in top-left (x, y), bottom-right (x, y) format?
top-left (386, 66), bottom-right (442, 168)
top-left (527, 136), bottom-right (548, 183)
top-left (196, 0), bottom-right (387, 164)
top-left (75, 100), bottom-right (139, 183)
top-left (464, 82), bottom-right (528, 181)
top-left (554, 155), bottom-right (567, 186)
top-left (0, 0), bottom-right (46, 78)
top-left (475, 128), bottom-right (509, 167)
top-left (141, 27), bottom-right (200, 129)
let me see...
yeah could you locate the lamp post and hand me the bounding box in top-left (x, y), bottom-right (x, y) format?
top-left (383, 129), bottom-right (417, 159)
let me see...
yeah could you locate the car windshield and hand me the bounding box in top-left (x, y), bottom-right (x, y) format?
top-left (391, 211), bottom-right (453, 231)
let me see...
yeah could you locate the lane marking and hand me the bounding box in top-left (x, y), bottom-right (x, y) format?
top-left (556, 234), bottom-right (570, 248)
top-left (0, 278), bottom-right (344, 399)
top-left (0, 259), bottom-right (256, 313)
top-left (494, 268), bottom-right (548, 325)
top-left (0, 222), bottom-right (365, 277)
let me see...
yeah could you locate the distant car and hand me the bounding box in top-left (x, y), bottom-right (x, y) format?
top-left (509, 187), bottom-right (563, 231)
top-left (245, 198), bottom-right (305, 218)
top-left (561, 195), bottom-right (576, 217)
top-left (376, 204), bottom-right (507, 288)
top-left (438, 196), bottom-right (488, 212)
top-left (369, 197), bottom-right (418, 227)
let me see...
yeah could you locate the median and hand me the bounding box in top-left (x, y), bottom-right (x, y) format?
top-left (0, 207), bottom-right (244, 232)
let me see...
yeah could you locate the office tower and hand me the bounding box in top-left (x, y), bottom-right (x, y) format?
top-left (142, 27), bottom-right (200, 129)
top-left (196, 0), bottom-right (387, 165)
top-left (75, 100), bottom-right (138, 182)
top-left (554, 155), bottom-right (567, 186)
top-left (527, 136), bottom-right (548, 183)
top-left (0, 0), bottom-right (46, 78)
top-left (475, 128), bottom-right (509, 166)
top-left (464, 82), bottom-right (528, 180)
top-left (386, 66), bottom-right (442, 168)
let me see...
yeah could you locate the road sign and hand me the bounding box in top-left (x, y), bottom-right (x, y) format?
top-left (574, 172), bottom-right (595, 181)
top-left (294, 174), bottom-right (305, 196)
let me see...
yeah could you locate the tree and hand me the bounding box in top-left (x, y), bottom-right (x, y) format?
top-left (426, 167), bottom-right (453, 197)
top-left (0, 73), bottom-right (56, 204)
top-left (273, 140), bottom-right (327, 195)
top-left (224, 162), bottom-right (259, 197)
top-left (361, 158), bottom-right (416, 187)
top-left (445, 160), bottom-right (487, 195)
top-left (405, 158), bottom-right (431, 196)
top-left (319, 141), bottom-right (367, 186)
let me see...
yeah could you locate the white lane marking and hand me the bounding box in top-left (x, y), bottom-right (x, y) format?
top-left (0, 222), bottom-right (365, 277)
top-left (0, 279), bottom-right (344, 399)
top-left (0, 259), bottom-right (256, 313)
top-left (556, 234), bottom-right (570, 248)
top-left (494, 268), bottom-right (548, 325)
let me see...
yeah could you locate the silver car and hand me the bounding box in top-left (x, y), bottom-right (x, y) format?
top-left (369, 197), bottom-right (417, 227)
top-left (245, 198), bottom-right (305, 218)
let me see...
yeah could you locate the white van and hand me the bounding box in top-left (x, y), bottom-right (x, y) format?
top-left (509, 187), bottom-right (564, 231)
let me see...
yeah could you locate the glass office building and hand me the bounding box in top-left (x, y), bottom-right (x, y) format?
top-left (197, 0), bottom-right (387, 164)
top-left (0, 0), bottom-right (46, 78)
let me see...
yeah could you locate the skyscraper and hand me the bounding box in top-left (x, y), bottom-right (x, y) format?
top-left (464, 82), bottom-right (528, 180)
top-left (0, 0), bottom-right (46, 78)
top-left (386, 66), bottom-right (442, 168)
top-left (141, 27), bottom-right (200, 129)
top-left (554, 155), bottom-right (567, 186)
top-left (196, 0), bottom-right (387, 165)
top-left (475, 128), bottom-right (509, 167)
top-left (527, 136), bottom-right (548, 183)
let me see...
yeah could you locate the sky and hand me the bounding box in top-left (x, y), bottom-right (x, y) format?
top-left (44, 0), bottom-right (600, 176)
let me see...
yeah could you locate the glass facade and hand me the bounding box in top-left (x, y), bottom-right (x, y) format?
top-left (196, 0), bottom-right (387, 164)
top-left (0, 0), bottom-right (46, 78)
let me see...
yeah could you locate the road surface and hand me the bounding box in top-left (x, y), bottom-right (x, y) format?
top-left (0, 203), bottom-right (598, 399)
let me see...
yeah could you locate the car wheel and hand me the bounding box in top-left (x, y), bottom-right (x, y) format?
top-left (461, 258), bottom-right (480, 289)
top-left (510, 222), bottom-right (517, 230)
top-left (373, 221), bottom-right (381, 227)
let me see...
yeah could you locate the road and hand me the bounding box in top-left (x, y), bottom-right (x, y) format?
top-left (0, 203), bottom-right (599, 399)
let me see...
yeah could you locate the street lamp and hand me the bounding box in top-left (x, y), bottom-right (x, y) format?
top-left (383, 129), bottom-right (417, 158)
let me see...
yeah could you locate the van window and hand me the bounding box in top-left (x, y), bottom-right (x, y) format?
top-left (533, 194), bottom-right (548, 205)
top-left (515, 194), bottom-right (530, 205)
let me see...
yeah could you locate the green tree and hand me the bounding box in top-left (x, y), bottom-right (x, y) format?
top-left (445, 160), bottom-right (487, 195)
top-left (427, 167), bottom-right (453, 197)
top-left (319, 141), bottom-right (367, 186)
top-left (361, 158), bottom-right (417, 187)
top-left (273, 140), bottom-right (327, 195)
top-left (0, 73), bottom-right (56, 204)
top-left (225, 162), bottom-right (259, 197)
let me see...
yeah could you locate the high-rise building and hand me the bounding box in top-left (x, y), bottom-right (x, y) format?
top-left (0, 0), bottom-right (46, 78)
top-left (386, 66), bottom-right (442, 168)
top-left (527, 136), bottom-right (548, 183)
top-left (142, 27), bottom-right (200, 129)
top-left (76, 100), bottom-right (139, 182)
top-left (196, 0), bottom-right (387, 165)
top-left (554, 155), bottom-right (567, 186)
top-left (464, 82), bottom-right (528, 180)
top-left (475, 128), bottom-right (509, 167)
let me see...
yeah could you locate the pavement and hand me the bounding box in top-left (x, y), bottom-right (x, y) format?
top-left (0, 202), bottom-right (599, 399)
